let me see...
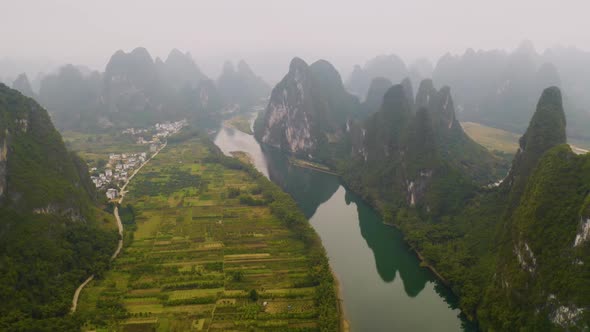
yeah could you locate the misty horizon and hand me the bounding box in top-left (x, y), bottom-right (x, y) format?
top-left (2, 0), bottom-right (590, 83)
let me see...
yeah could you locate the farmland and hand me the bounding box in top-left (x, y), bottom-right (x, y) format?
top-left (225, 114), bottom-right (254, 135)
top-left (77, 135), bottom-right (339, 331)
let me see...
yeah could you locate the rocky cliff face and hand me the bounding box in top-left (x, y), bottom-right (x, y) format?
top-left (99, 47), bottom-right (227, 127)
top-left (0, 83), bottom-right (94, 217)
top-left (255, 57), bottom-right (360, 157)
top-left (344, 79), bottom-right (503, 216)
top-left (362, 77), bottom-right (392, 115)
top-left (102, 47), bottom-right (161, 115)
top-left (476, 87), bottom-right (590, 330)
top-left (502, 86), bottom-right (566, 196)
top-left (0, 84), bottom-right (117, 328)
top-left (35, 47), bottom-right (271, 130)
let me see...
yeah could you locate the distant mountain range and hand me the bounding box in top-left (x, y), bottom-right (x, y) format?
top-left (347, 42), bottom-right (590, 140)
top-left (10, 48), bottom-right (271, 131)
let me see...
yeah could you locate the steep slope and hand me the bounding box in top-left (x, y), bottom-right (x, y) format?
top-left (217, 60), bottom-right (270, 107)
top-left (501, 86), bottom-right (567, 199)
top-left (0, 84), bottom-right (117, 330)
top-left (254, 57), bottom-right (360, 158)
top-left (478, 87), bottom-right (589, 330)
top-left (38, 64), bottom-right (102, 131)
top-left (31, 47), bottom-right (233, 131)
top-left (101, 47), bottom-right (162, 122)
top-left (11, 73), bottom-right (36, 99)
top-left (100, 47), bottom-right (224, 128)
top-left (481, 145), bottom-right (590, 330)
top-left (344, 80), bottom-right (506, 219)
top-left (361, 77), bottom-right (392, 116)
top-left (382, 86), bottom-right (588, 331)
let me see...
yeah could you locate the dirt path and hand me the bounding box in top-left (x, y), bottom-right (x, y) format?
top-left (70, 142), bottom-right (167, 313)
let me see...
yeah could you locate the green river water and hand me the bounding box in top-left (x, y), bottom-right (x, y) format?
top-left (214, 124), bottom-right (476, 331)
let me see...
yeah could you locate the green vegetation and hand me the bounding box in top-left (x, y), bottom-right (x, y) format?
top-left (290, 158), bottom-right (337, 175)
top-left (226, 114), bottom-right (254, 135)
top-left (254, 57), bottom-right (361, 159)
top-left (62, 130), bottom-right (149, 170)
top-left (78, 135), bottom-right (339, 331)
top-left (461, 121), bottom-right (520, 155)
top-left (339, 86), bottom-right (589, 330)
top-left (0, 84), bottom-right (119, 331)
top-left (229, 151), bottom-right (253, 165)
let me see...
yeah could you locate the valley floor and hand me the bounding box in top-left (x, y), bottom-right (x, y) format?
top-left (76, 135), bottom-right (337, 331)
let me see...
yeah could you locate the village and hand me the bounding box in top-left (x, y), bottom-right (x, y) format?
top-left (90, 119), bottom-right (187, 200)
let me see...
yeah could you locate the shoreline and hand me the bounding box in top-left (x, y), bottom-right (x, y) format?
top-left (380, 220), bottom-right (451, 286)
top-left (331, 267), bottom-right (350, 332)
top-left (288, 157), bottom-right (340, 176)
top-left (223, 117), bottom-right (254, 135)
top-left (339, 182), bottom-right (476, 323)
top-left (224, 147), bottom-right (349, 331)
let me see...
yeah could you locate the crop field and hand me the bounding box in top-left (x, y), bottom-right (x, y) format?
top-left (62, 130), bottom-right (149, 168)
top-left (78, 136), bottom-right (337, 331)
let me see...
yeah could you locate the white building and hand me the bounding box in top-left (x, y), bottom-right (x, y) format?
top-left (106, 188), bottom-right (118, 200)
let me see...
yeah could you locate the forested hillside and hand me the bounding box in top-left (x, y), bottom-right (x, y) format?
top-left (256, 58), bottom-right (589, 329)
top-left (0, 84), bottom-right (117, 331)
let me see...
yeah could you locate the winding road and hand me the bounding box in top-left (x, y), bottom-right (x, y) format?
top-left (70, 142), bottom-right (167, 313)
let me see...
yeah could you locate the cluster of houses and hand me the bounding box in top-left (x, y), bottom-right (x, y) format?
top-left (90, 151), bottom-right (149, 200)
top-left (91, 120), bottom-right (187, 201)
top-left (124, 119), bottom-right (187, 147)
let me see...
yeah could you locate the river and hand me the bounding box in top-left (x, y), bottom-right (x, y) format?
top-left (214, 122), bottom-right (476, 331)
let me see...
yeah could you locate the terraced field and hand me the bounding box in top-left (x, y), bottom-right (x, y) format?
top-left (77, 135), bottom-right (338, 331)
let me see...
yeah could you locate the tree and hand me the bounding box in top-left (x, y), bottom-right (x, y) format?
top-left (248, 289), bottom-right (259, 302)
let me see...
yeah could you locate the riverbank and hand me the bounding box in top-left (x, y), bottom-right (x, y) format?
top-left (224, 114), bottom-right (254, 135)
top-left (332, 268), bottom-right (350, 332)
top-left (338, 180), bottom-right (477, 325)
top-left (289, 157), bottom-right (339, 175)
top-left (216, 122), bottom-right (470, 330)
top-left (75, 136), bottom-right (341, 331)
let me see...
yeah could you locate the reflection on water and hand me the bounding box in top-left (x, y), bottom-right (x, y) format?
top-left (214, 123), bottom-right (476, 331)
top-left (345, 190), bottom-right (430, 295)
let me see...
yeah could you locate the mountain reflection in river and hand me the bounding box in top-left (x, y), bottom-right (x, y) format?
top-left (214, 124), bottom-right (475, 331)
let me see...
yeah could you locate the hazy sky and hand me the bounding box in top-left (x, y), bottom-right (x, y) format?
top-left (1, 0), bottom-right (589, 82)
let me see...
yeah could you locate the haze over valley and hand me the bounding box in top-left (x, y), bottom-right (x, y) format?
top-left (1, 1), bottom-right (590, 331)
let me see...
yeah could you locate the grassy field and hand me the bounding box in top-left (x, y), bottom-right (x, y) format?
top-left (77, 135), bottom-right (338, 331)
top-left (461, 122), bottom-right (590, 155)
top-left (225, 115), bottom-right (254, 135)
top-left (460, 122), bottom-right (520, 154)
